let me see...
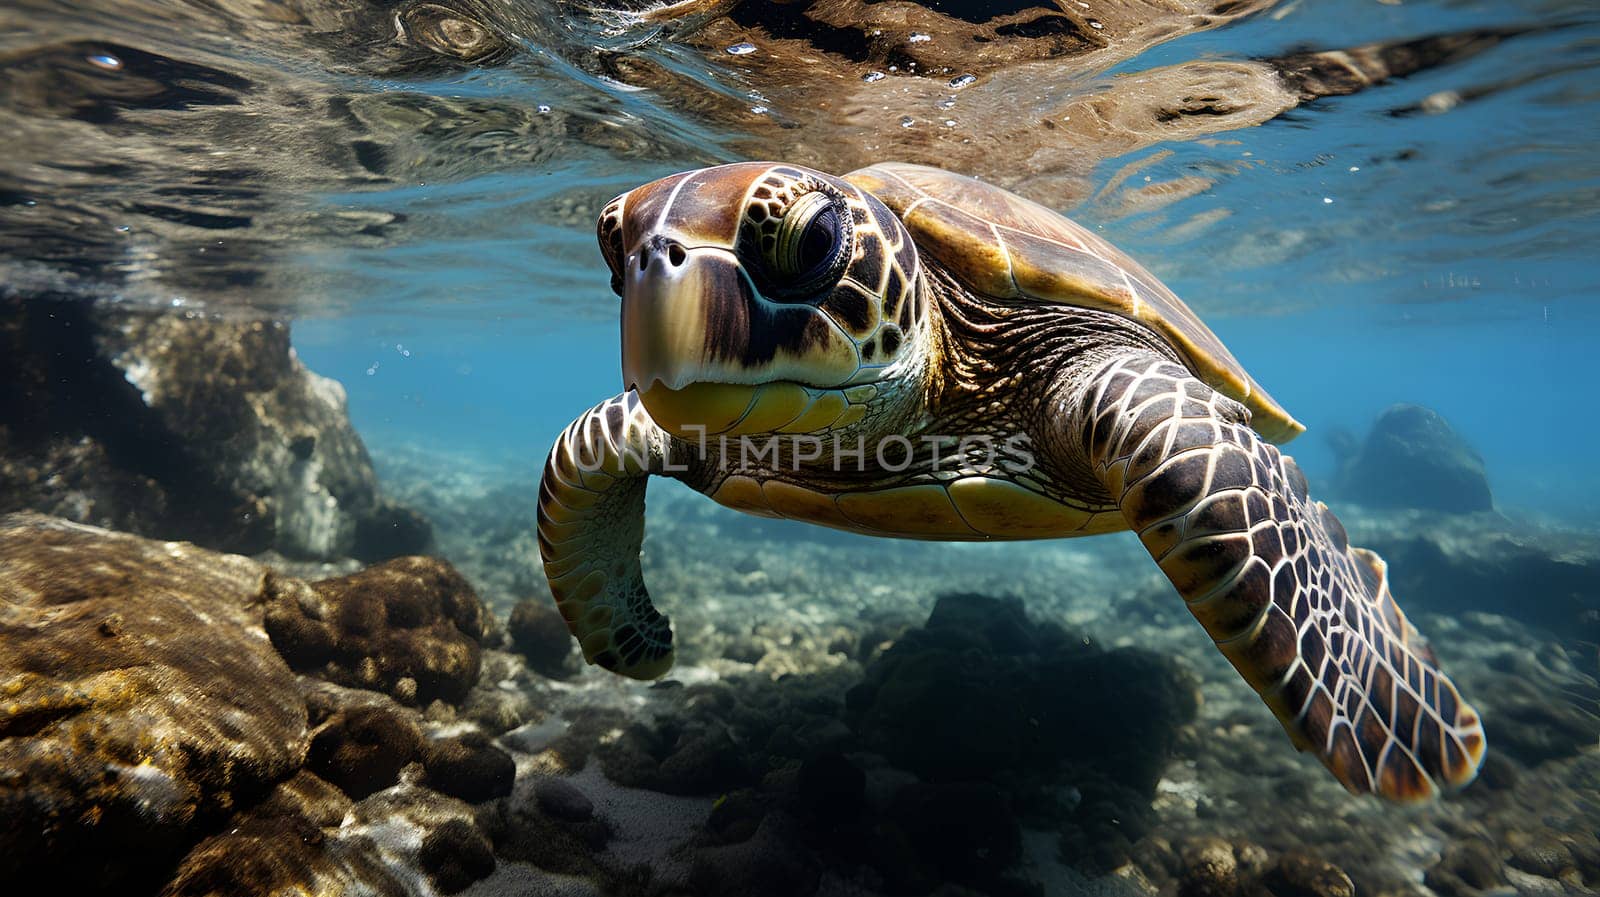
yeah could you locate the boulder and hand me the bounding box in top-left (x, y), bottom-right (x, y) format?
top-left (0, 514), bottom-right (309, 891)
top-left (345, 785), bottom-right (497, 894)
top-left (1332, 404), bottom-right (1492, 513)
top-left (689, 811), bottom-right (822, 897)
top-left (264, 556), bottom-right (488, 705)
top-left (421, 732), bottom-right (517, 803)
top-left (307, 705), bottom-right (424, 800)
top-left (0, 298), bottom-right (431, 560)
top-left (162, 772), bottom-right (407, 897)
top-left (507, 597), bottom-right (580, 678)
top-left (850, 593), bottom-right (1198, 794)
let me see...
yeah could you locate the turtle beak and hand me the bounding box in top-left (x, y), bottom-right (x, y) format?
top-left (620, 239), bottom-right (767, 437)
top-left (619, 237), bottom-right (747, 394)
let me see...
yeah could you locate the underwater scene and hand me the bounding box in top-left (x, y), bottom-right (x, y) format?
top-left (2, 0), bottom-right (1597, 894)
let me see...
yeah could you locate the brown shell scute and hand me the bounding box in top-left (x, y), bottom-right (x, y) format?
top-left (844, 162), bottom-right (1303, 444)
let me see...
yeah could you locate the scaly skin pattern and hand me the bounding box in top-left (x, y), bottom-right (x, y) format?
top-left (536, 392), bottom-right (677, 679)
top-left (1075, 352), bottom-right (1485, 800)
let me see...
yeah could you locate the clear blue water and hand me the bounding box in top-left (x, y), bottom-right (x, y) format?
top-left (283, 0), bottom-right (1600, 526)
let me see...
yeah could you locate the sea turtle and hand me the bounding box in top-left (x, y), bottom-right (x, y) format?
top-left (536, 161), bottom-right (1486, 801)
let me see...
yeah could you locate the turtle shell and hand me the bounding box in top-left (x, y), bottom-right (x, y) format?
top-left (845, 162), bottom-right (1303, 443)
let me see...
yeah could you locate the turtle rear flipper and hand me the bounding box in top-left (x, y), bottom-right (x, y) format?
top-left (538, 392), bottom-right (676, 680)
top-left (1079, 352), bottom-right (1486, 800)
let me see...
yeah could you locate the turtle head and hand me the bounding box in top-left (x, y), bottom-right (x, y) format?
top-left (598, 162), bottom-right (927, 439)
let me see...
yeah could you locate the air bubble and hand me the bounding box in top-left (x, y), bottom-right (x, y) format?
top-left (900, 116), bottom-right (915, 128)
top-left (863, 71), bottom-right (886, 83)
top-left (1087, 19), bottom-right (1103, 29)
top-left (936, 97), bottom-right (957, 110)
top-left (725, 42), bottom-right (757, 56)
top-left (750, 105), bottom-right (769, 114)
top-left (908, 32), bottom-right (931, 43)
top-left (537, 104), bottom-right (551, 114)
top-left (948, 74), bottom-right (976, 89)
top-left (87, 53), bottom-right (122, 70)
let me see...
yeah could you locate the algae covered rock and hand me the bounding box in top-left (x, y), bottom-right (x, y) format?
top-left (507, 596), bottom-right (580, 679)
top-left (849, 593), bottom-right (1198, 793)
top-left (163, 771), bottom-right (406, 897)
top-left (344, 785), bottom-right (497, 894)
top-left (307, 705), bottom-right (424, 800)
top-left (421, 731), bottom-right (517, 803)
top-left (0, 513), bottom-right (309, 890)
top-left (265, 555), bottom-right (488, 705)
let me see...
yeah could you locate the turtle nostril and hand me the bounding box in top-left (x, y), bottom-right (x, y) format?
top-left (666, 243), bottom-right (686, 267)
top-left (637, 247), bottom-right (650, 271)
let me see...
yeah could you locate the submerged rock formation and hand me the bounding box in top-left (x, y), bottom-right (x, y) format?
top-left (1332, 403), bottom-right (1493, 513)
top-left (264, 556), bottom-right (487, 705)
top-left (849, 592), bottom-right (1200, 873)
top-left (0, 299), bottom-right (431, 561)
top-left (0, 514), bottom-right (309, 892)
top-left (0, 513), bottom-right (499, 896)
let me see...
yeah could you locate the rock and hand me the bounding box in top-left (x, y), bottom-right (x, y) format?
top-left (492, 772), bottom-right (613, 878)
top-left (1506, 829), bottom-right (1578, 881)
top-left (353, 499), bottom-right (437, 563)
top-left (421, 732), bottom-right (516, 803)
top-left (307, 705), bottom-right (423, 799)
top-left (923, 591), bottom-right (1038, 654)
top-left (0, 299), bottom-right (429, 560)
top-left (851, 592), bottom-right (1198, 795)
top-left (507, 598), bottom-right (578, 678)
top-left (1333, 404), bottom-right (1492, 513)
top-left (264, 556), bottom-right (487, 705)
top-left (1262, 853), bottom-right (1355, 897)
top-left (796, 752), bottom-right (866, 825)
top-left (534, 777), bottom-right (596, 824)
top-left (723, 635), bottom-right (769, 665)
top-left (1424, 841), bottom-right (1506, 896)
top-left (1474, 673), bottom-right (1596, 769)
top-left (656, 727), bottom-right (754, 795)
top-left (163, 772), bottom-right (407, 897)
top-left (1178, 837), bottom-right (1239, 897)
top-left (0, 514), bottom-right (309, 891)
top-left (1346, 510), bottom-right (1600, 637)
top-left (689, 811), bottom-right (822, 897)
top-left (345, 785), bottom-right (497, 895)
top-left (418, 818), bottom-right (497, 894)
top-left (888, 782), bottom-right (1022, 887)
top-left (705, 789), bottom-right (770, 845)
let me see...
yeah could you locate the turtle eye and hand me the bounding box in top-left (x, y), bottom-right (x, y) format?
top-left (763, 191), bottom-right (850, 297)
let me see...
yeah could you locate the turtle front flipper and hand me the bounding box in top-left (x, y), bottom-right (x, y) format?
top-left (1075, 352), bottom-right (1485, 800)
top-left (537, 391), bottom-right (677, 679)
